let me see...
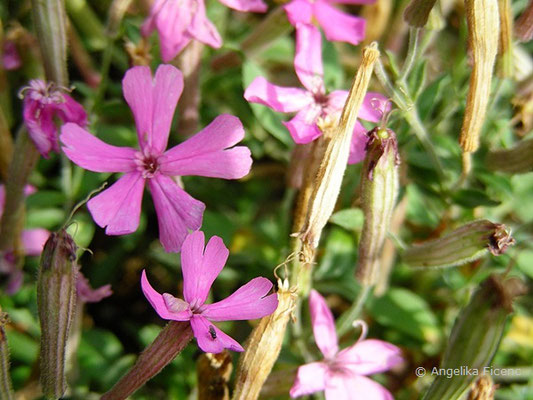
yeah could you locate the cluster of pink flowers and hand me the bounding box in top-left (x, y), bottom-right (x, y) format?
top-left (13, 1), bottom-right (403, 397)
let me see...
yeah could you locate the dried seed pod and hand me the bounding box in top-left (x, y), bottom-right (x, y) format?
top-left (402, 220), bottom-right (515, 268)
top-left (486, 137), bottom-right (533, 174)
top-left (232, 279), bottom-right (296, 400)
top-left (459, 0), bottom-right (500, 153)
top-left (422, 275), bottom-right (526, 400)
top-left (197, 351), bottom-right (233, 400)
top-left (299, 43), bottom-right (380, 248)
top-left (515, 0), bottom-right (533, 42)
top-left (403, 0), bottom-right (438, 27)
top-left (468, 375), bottom-right (496, 400)
top-left (356, 127), bottom-right (400, 286)
top-left (497, 0), bottom-right (513, 78)
top-left (37, 229), bottom-right (77, 399)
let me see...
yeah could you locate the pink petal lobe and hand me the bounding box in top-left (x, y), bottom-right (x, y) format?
top-left (23, 100), bottom-right (56, 158)
top-left (161, 114), bottom-right (252, 179)
top-left (21, 229), bottom-right (50, 256)
top-left (77, 271), bottom-right (113, 303)
top-left (326, 90), bottom-right (349, 114)
top-left (87, 172), bottom-right (145, 235)
top-left (309, 290), bottom-right (338, 359)
top-left (141, 270), bottom-right (191, 321)
top-left (218, 0), bottom-right (267, 12)
top-left (326, 0), bottom-right (375, 3)
top-left (358, 92), bottom-right (390, 123)
top-left (151, 65), bottom-right (184, 153)
top-left (295, 24), bottom-right (324, 93)
top-left (244, 77), bottom-right (312, 113)
top-left (289, 362), bottom-right (327, 398)
top-left (325, 375), bottom-right (393, 400)
top-left (203, 277), bottom-right (278, 321)
top-left (60, 123), bottom-right (137, 172)
top-left (188, 0), bottom-right (222, 49)
top-left (336, 339), bottom-right (403, 376)
top-left (283, 106), bottom-right (322, 144)
top-left (314, 1), bottom-right (366, 46)
top-left (348, 121), bottom-right (369, 165)
top-left (181, 232), bottom-right (229, 306)
top-left (154, 0), bottom-right (191, 61)
top-left (284, 0), bottom-right (313, 26)
top-left (55, 94), bottom-right (88, 127)
top-left (190, 315), bottom-right (244, 353)
top-left (147, 174), bottom-right (205, 252)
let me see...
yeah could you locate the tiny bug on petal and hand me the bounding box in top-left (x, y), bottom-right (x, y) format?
top-left (209, 325), bottom-right (217, 340)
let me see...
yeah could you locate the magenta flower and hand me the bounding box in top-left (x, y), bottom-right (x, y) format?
top-left (2, 40), bottom-right (21, 70)
top-left (20, 79), bottom-right (87, 158)
top-left (244, 24), bottom-right (387, 164)
top-left (61, 65), bottom-right (252, 252)
top-left (141, 231), bottom-right (278, 353)
top-left (142, 0), bottom-right (267, 62)
top-left (76, 271), bottom-right (112, 303)
top-left (290, 290), bottom-right (402, 400)
top-left (284, 0), bottom-right (373, 46)
top-left (0, 185), bottom-right (49, 294)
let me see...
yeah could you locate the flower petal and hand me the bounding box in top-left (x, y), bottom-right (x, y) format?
top-left (153, 0), bottom-right (192, 61)
top-left (55, 93), bottom-right (88, 127)
top-left (358, 92), bottom-right (390, 123)
top-left (284, 0), bottom-right (313, 26)
top-left (309, 290), bottom-right (338, 359)
top-left (326, 90), bottom-right (349, 114)
top-left (326, 0), bottom-right (375, 3)
top-left (60, 123), bottom-right (137, 172)
top-left (190, 315), bottom-right (244, 353)
top-left (336, 339), bottom-right (403, 376)
top-left (325, 375), bottom-right (393, 400)
top-left (181, 231), bottom-right (229, 306)
top-left (283, 106), bottom-right (322, 144)
top-left (147, 174), bottom-right (205, 252)
top-left (218, 0), bottom-right (267, 12)
top-left (289, 362), bottom-right (327, 398)
top-left (204, 277), bottom-right (278, 321)
top-left (161, 114), bottom-right (252, 179)
top-left (122, 65), bottom-right (183, 153)
top-left (188, 0), bottom-right (222, 49)
top-left (21, 228), bottom-right (49, 256)
top-left (141, 270), bottom-right (191, 321)
top-left (244, 77), bottom-right (312, 113)
top-left (77, 271), bottom-right (113, 303)
top-left (348, 121), bottom-right (369, 165)
top-left (314, 1), bottom-right (366, 46)
top-left (23, 99), bottom-right (57, 158)
top-left (87, 172), bottom-right (145, 235)
top-left (294, 24), bottom-right (324, 93)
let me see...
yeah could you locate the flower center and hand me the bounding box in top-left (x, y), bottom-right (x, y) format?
top-left (134, 149), bottom-right (161, 179)
top-left (19, 79), bottom-right (66, 105)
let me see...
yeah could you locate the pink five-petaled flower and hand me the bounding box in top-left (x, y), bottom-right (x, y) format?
top-left (0, 185), bottom-right (49, 294)
top-left (142, 0), bottom-right (267, 63)
top-left (60, 65), bottom-right (252, 253)
top-left (141, 231), bottom-right (278, 353)
top-left (244, 23), bottom-right (388, 164)
top-left (290, 290), bottom-right (402, 400)
top-left (284, 0), bottom-right (374, 46)
top-left (20, 79), bottom-right (87, 158)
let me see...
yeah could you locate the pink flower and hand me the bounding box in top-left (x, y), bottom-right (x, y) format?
top-left (0, 185), bottom-right (49, 294)
top-left (76, 271), bottom-right (112, 303)
top-left (244, 24), bottom-right (388, 164)
top-left (284, 0), bottom-right (373, 46)
top-left (20, 79), bottom-right (87, 158)
top-left (2, 40), bottom-right (21, 70)
top-left (141, 231), bottom-right (278, 353)
top-left (142, 0), bottom-right (267, 62)
top-left (60, 65), bottom-right (252, 253)
top-left (290, 290), bottom-right (402, 400)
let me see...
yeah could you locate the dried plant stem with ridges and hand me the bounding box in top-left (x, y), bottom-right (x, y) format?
top-left (467, 375), bottom-right (496, 400)
top-left (459, 0), bottom-right (500, 169)
top-left (102, 322), bottom-right (193, 400)
top-left (402, 220), bottom-right (514, 268)
top-left (497, 0), bottom-right (513, 78)
top-left (197, 351), bottom-right (233, 400)
top-left (232, 278), bottom-right (297, 400)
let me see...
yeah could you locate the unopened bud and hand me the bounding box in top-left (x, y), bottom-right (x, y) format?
top-left (37, 229), bottom-right (77, 399)
top-left (486, 138), bottom-right (533, 174)
top-left (356, 127), bottom-right (400, 286)
top-left (232, 279), bottom-right (296, 400)
top-left (422, 275), bottom-right (526, 400)
top-left (402, 220), bottom-right (514, 268)
top-left (299, 43), bottom-right (380, 248)
top-left (459, 0), bottom-right (500, 153)
top-left (515, 0), bottom-right (533, 42)
top-left (403, 0), bottom-right (438, 27)
top-left (468, 375), bottom-right (496, 400)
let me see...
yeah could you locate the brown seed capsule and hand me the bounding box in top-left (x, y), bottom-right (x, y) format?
top-left (197, 351), bottom-right (233, 400)
top-left (403, 0), bottom-right (438, 27)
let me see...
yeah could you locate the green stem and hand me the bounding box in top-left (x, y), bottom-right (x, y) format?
top-left (336, 285), bottom-right (372, 337)
top-left (399, 27), bottom-right (421, 81)
top-left (0, 313), bottom-right (14, 400)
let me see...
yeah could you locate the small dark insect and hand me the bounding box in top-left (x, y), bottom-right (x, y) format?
top-left (208, 325), bottom-right (217, 340)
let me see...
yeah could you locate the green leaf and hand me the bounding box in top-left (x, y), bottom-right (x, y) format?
top-left (26, 208), bottom-right (65, 229)
top-left (367, 288), bottom-right (441, 344)
top-left (452, 189), bottom-right (501, 208)
top-left (417, 74), bottom-right (449, 121)
top-left (330, 208), bottom-right (364, 231)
